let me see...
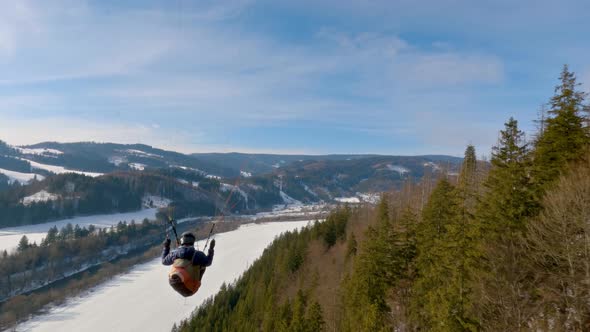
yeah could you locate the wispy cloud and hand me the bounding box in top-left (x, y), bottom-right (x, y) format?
top-left (0, 0), bottom-right (587, 155)
top-left (0, 1), bottom-right (177, 85)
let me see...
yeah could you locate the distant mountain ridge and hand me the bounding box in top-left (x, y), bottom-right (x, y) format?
top-left (0, 140), bottom-right (463, 224)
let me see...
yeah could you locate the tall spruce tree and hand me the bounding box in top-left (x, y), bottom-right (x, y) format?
top-left (474, 118), bottom-right (539, 329)
top-left (447, 145), bottom-right (482, 331)
top-left (533, 65), bottom-right (589, 192)
top-left (17, 235), bottom-right (30, 252)
top-left (458, 145), bottom-right (478, 205)
top-left (479, 118), bottom-right (536, 235)
top-left (340, 196), bottom-right (396, 332)
top-left (411, 178), bottom-right (463, 331)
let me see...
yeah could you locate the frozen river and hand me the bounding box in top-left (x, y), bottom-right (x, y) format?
top-left (15, 220), bottom-right (311, 332)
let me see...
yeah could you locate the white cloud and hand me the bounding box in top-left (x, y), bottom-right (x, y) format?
top-left (0, 1), bottom-right (511, 155)
top-left (0, 2), bottom-right (177, 85)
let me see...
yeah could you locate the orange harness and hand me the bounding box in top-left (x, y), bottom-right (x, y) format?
top-left (169, 257), bottom-right (204, 296)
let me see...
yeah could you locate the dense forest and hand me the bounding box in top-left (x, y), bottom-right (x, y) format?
top-left (177, 66), bottom-right (590, 331)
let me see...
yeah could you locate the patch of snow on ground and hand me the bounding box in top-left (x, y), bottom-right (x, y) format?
top-left (16, 147), bottom-right (64, 157)
top-left (302, 183), bottom-right (317, 197)
top-left (108, 156), bottom-right (127, 166)
top-left (386, 164), bottom-right (410, 175)
top-left (423, 162), bottom-right (441, 171)
top-left (129, 163), bottom-right (146, 171)
top-left (206, 174), bottom-right (221, 180)
top-left (22, 159), bottom-right (103, 177)
top-left (122, 149), bottom-right (163, 159)
top-left (21, 190), bottom-right (60, 206)
top-left (247, 184), bottom-right (262, 190)
top-left (250, 203), bottom-right (328, 220)
top-left (240, 171), bottom-right (252, 177)
top-left (170, 165), bottom-right (207, 176)
top-left (221, 183), bottom-right (249, 204)
top-left (279, 191), bottom-right (302, 206)
top-left (142, 196), bottom-right (171, 209)
top-left (0, 168), bottom-right (45, 184)
top-left (357, 192), bottom-right (381, 204)
top-left (335, 197), bottom-right (361, 203)
top-left (177, 178), bottom-right (189, 185)
top-left (0, 209), bottom-right (158, 253)
top-left (15, 220), bottom-right (312, 332)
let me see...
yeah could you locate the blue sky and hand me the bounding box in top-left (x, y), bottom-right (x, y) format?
top-left (0, 0), bottom-right (589, 156)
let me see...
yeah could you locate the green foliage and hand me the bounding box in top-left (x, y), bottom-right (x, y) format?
top-left (478, 118), bottom-right (537, 235)
top-left (340, 196), bottom-right (418, 332)
top-left (411, 179), bottom-right (459, 329)
top-left (346, 232), bottom-right (357, 258)
top-left (458, 145), bottom-right (477, 197)
top-left (532, 65), bottom-right (590, 193)
top-left (176, 212), bottom-right (351, 332)
top-left (411, 174), bottom-right (480, 331)
top-left (17, 235), bottom-right (30, 252)
top-left (317, 206), bottom-right (350, 248)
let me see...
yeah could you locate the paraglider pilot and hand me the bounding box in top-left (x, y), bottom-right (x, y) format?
top-left (162, 232), bottom-right (215, 297)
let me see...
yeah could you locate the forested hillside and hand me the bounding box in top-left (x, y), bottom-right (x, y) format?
top-left (178, 66), bottom-right (590, 331)
top-left (0, 171), bottom-right (217, 227)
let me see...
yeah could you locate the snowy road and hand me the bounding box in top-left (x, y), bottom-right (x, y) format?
top-left (15, 220), bottom-right (311, 332)
top-left (0, 209), bottom-right (158, 253)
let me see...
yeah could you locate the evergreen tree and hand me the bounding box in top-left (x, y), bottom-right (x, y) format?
top-left (346, 233), bottom-right (357, 258)
top-left (533, 65), bottom-right (589, 192)
top-left (306, 301), bottom-right (325, 332)
top-left (445, 146), bottom-right (482, 330)
top-left (395, 207), bottom-right (418, 280)
top-left (42, 226), bottom-right (59, 246)
top-left (474, 118), bottom-right (541, 329)
top-left (411, 178), bottom-right (463, 331)
top-left (478, 118), bottom-right (536, 235)
top-left (340, 196), bottom-right (396, 332)
top-left (458, 145), bottom-right (478, 205)
top-left (17, 235), bottom-right (29, 252)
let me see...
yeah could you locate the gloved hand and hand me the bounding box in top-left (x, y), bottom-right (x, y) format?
top-left (209, 239), bottom-right (216, 250)
top-left (163, 238), bottom-right (171, 248)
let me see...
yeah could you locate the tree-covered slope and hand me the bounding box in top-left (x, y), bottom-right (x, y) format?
top-left (178, 66), bottom-right (590, 331)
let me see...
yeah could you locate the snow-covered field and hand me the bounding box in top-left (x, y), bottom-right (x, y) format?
top-left (15, 220), bottom-right (311, 332)
top-left (0, 209), bottom-right (158, 253)
top-left (15, 148), bottom-right (64, 157)
top-left (21, 190), bottom-right (60, 206)
top-left (0, 168), bottom-right (45, 184)
top-left (335, 197), bottom-right (361, 203)
top-left (22, 158), bottom-right (103, 177)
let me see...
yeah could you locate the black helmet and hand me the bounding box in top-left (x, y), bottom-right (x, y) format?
top-left (180, 232), bottom-right (196, 245)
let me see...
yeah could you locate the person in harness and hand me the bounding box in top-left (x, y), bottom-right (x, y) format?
top-left (162, 232), bottom-right (215, 297)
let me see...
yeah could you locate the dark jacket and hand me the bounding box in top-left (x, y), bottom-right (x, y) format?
top-left (162, 245), bottom-right (214, 267)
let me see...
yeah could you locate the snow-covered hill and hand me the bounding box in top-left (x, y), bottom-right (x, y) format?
top-left (15, 220), bottom-right (311, 332)
top-left (0, 168), bottom-right (45, 184)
